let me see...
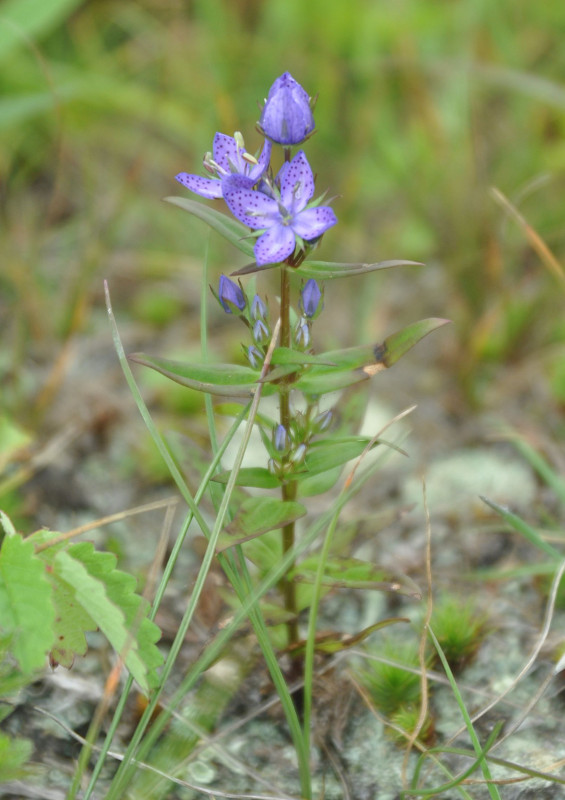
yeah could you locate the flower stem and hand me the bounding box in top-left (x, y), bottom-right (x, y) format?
top-left (279, 264), bottom-right (300, 652)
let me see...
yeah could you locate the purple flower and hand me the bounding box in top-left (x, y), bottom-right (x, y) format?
top-left (300, 279), bottom-right (323, 318)
top-left (218, 274), bottom-right (246, 314)
top-left (258, 72), bottom-right (315, 146)
top-left (175, 133), bottom-right (271, 199)
top-left (223, 150), bottom-right (337, 266)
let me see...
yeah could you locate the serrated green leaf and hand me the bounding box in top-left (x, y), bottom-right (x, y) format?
top-left (49, 577), bottom-right (97, 668)
top-left (0, 531), bottom-right (55, 675)
top-left (129, 353), bottom-right (268, 397)
top-left (297, 259), bottom-right (423, 280)
top-left (212, 466), bottom-right (281, 488)
top-left (0, 731), bottom-right (33, 782)
top-left (216, 497), bottom-right (307, 552)
top-left (164, 196), bottom-right (255, 257)
top-left (53, 545), bottom-right (162, 693)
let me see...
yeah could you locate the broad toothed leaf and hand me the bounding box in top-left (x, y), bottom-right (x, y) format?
top-left (0, 524), bottom-right (55, 675)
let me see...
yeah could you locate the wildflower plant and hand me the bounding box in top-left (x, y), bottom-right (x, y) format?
top-left (108, 72), bottom-right (447, 797)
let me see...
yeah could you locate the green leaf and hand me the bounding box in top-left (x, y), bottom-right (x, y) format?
top-left (376, 317), bottom-right (450, 371)
top-left (164, 196), bottom-right (255, 258)
top-left (216, 497), bottom-right (307, 552)
top-left (0, 530), bottom-right (55, 675)
top-left (129, 353), bottom-right (268, 397)
top-left (212, 466), bottom-right (281, 488)
top-left (292, 556), bottom-right (422, 597)
top-left (0, 731), bottom-right (33, 782)
top-left (53, 544), bottom-right (162, 693)
top-left (296, 466), bottom-right (342, 497)
top-left (298, 259), bottom-right (424, 280)
top-left (269, 347), bottom-right (336, 367)
top-left (480, 496), bottom-right (562, 559)
top-left (287, 618), bottom-right (410, 655)
top-left (300, 436), bottom-right (381, 477)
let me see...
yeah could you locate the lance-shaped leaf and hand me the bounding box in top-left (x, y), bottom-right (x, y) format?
top-left (298, 259), bottom-right (424, 281)
top-left (0, 526), bottom-right (55, 675)
top-left (129, 354), bottom-right (268, 398)
top-left (291, 556), bottom-right (421, 598)
top-left (269, 347), bottom-right (336, 367)
top-left (295, 317), bottom-right (449, 394)
top-left (216, 497), bottom-right (307, 552)
top-left (212, 467), bottom-right (281, 489)
top-left (286, 618), bottom-right (410, 656)
top-left (300, 436), bottom-right (384, 477)
top-left (165, 196), bottom-right (255, 258)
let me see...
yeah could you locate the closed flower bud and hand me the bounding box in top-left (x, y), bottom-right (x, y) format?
top-left (273, 424), bottom-right (290, 453)
top-left (290, 443), bottom-right (307, 465)
top-left (258, 72), bottom-right (315, 146)
top-left (295, 317), bottom-right (311, 349)
top-left (300, 279), bottom-right (323, 319)
top-left (314, 409), bottom-right (333, 432)
top-left (247, 345), bottom-right (262, 369)
top-left (251, 294), bottom-right (268, 321)
top-left (218, 275), bottom-right (246, 314)
top-left (253, 318), bottom-right (269, 344)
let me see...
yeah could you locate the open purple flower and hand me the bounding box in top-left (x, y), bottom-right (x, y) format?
top-left (175, 133), bottom-right (271, 199)
top-left (223, 150), bottom-right (337, 266)
top-left (258, 72), bottom-right (315, 146)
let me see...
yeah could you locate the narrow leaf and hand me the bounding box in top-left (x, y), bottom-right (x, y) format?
top-left (367, 317), bottom-right (451, 374)
top-left (300, 436), bottom-right (381, 476)
top-left (129, 353), bottom-right (266, 398)
top-left (298, 259), bottom-right (424, 280)
top-left (212, 467), bottom-right (281, 488)
top-left (292, 556), bottom-right (421, 597)
top-left (216, 497), bottom-right (307, 552)
top-left (164, 196), bottom-right (255, 257)
top-left (480, 496), bottom-right (562, 559)
top-left (0, 531), bottom-right (55, 674)
top-left (270, 347), bottom-right (336, 367)
top-left (287, 618), bottom-right (410, 655)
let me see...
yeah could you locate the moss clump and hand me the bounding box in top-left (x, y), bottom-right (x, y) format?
top-left (430, 594), bottom-right (488, 671)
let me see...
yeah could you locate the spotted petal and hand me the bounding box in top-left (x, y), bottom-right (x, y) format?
top-left (175, 172), bottom-right (223, 199)
top-left (254, 225), bottom-right (296, 265)
top-left (212, 133), bottom-right (243, 174)
top-left (292, 206), bottom-right (337, 240)
top-left (279, 150), bottom-right (315, 214)
top-left (223, 180), bottom-right (280, 230)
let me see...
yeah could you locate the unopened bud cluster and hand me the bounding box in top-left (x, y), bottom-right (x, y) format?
top-left (268, 405), bottom-right (333, 480)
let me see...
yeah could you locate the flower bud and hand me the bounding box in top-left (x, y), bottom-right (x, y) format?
top-left (300, 279), bottom-right (323, 319)
top-left (273, 424), bottom-right (290, 453)
top-left (251, 294), bottom-right (268, 321)
top-left (294, 317), bottom-right (310, 349)
top-left (313, 409), bottom-right (333, 432)
top-left (290, 443), bottom-right (307, 465)
top-left (253, 318), bottom-right (269, 344)
top-left (218, 275), bottom-right (246, 314)
top-left (258, 72), bottom-right (315, 146)
top-left (246, 345), bottom-right (263, 369)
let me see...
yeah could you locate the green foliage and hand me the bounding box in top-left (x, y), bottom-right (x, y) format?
top-left (362, 639), bottom-right (423, 716)
top-left (389, 705), bottom-right (434, 747)
top-left (0, 517), bottom-right (163, 695)
top-left (430, 594), bottom-right (488, 671)
top-left (216, 496), bottom-right (307, 551)
top-left (0, 518), bottom-right (55, 676)
top-left (0, 730), bottom-right (33, 782)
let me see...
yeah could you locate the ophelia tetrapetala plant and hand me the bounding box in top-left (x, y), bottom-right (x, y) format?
top-left (132, 72), bottom-right (447, 749)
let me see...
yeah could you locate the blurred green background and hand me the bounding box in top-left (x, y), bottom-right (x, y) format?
top-left (2, 0), bottom-right (565, 424)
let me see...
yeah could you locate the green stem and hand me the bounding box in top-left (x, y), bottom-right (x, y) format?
top-left (279, 264), bottom-right (299, 651)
